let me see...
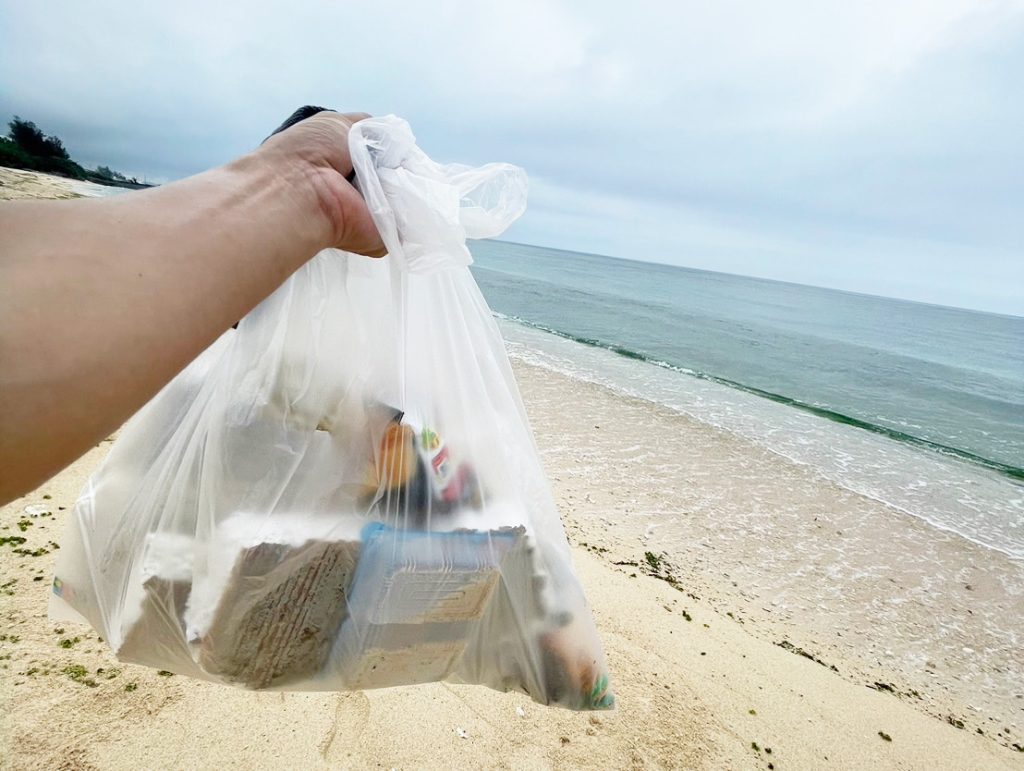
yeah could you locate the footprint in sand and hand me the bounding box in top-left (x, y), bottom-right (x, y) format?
top-left (319, 691), bottom-right (371, 760)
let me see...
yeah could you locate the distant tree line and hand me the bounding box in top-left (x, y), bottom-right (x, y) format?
top-left (0, 116), bottom-right (145, 187)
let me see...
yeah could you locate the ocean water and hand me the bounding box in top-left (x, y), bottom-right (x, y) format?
top-left (468, 240), bottom-right (1024, 559)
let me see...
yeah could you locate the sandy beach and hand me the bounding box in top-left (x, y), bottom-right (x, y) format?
top-left (0, 167), bottom-right (118, 201)
top-left (1, 169), bottom-right (1021, 770)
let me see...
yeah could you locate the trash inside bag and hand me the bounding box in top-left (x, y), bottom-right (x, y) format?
top-left (50, 115), bottom-right (614, 710)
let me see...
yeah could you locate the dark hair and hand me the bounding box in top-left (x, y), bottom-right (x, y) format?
top-left (264, 105), bottom-right (334, 142)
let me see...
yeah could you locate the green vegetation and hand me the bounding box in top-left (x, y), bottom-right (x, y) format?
top-left (94, 165), bottom-right (129, 183)
top-left (63, 663), bottom-right (99, 687)
top-left (1, 116), bottom-right (147, 187)
top-left (644, 551), bottom-right (662, 571)
top-left (12, 546), bottom-right (50, 557)
top-left (1, 117), bottom-right (87, 179)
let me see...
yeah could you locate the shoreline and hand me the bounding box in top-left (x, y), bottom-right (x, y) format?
top-left (493, 313), bottom-right (1024, 484)
top-left (497, 317), bottom-right (1024, 562)
top-left (512, 357), bottom-right (1023, 746)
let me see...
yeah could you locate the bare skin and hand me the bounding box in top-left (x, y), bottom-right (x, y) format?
top-left (0, 111), bottom-right (385, 504)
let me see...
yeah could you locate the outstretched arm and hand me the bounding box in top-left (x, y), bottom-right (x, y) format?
top-left (0, 111), bottom-right (384, 504)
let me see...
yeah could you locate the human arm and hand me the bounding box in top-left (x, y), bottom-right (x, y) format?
top-left (0, 111), bottom-right (384, 504)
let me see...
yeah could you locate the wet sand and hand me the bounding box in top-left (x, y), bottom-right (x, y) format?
top-left (515, 358), bottom-right (1024, 744)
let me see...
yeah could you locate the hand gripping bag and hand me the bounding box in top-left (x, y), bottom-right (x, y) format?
top-left (49, 115), bottom-right (614, 710)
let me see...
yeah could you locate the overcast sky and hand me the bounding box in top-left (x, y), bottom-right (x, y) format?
top-left (2, 1), bottom-right (1022, 314)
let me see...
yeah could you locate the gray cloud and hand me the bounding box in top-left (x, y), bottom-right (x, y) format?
top-left (2, 0), bottom-right (1021, 313)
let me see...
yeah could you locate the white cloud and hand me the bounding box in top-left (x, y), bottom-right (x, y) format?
top-left (1, 0), bottom-right (1021, 312)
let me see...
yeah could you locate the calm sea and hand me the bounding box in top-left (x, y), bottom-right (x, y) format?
top-left (469, 240), bottom-right (1024, 559)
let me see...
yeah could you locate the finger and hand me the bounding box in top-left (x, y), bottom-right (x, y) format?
top-left (334, 180), bottom-right (387, 258)
top-left (338, 113), bottom-right (371, 183)
top-left (340, 111), bottom-right (372, 124)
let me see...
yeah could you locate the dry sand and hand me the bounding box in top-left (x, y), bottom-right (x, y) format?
top-left (2, 168), bottom-right (1021, 769)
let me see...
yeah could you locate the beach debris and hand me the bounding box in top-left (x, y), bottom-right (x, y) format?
top-left (190, 525), bottom-right (360, 690)
top-left (23, 504), bottom-right (50, 517)
top-left (456, 727), bottom-right (468, 739)
top-left (775, 640), bottom-right (839, 673)
top-left (878, 731), bottom-right (892, 742)
top-left (516, 705), bottom-right (526, 718)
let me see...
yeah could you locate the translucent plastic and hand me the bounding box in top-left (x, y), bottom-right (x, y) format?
top-left (50, 115), bottom-right (613, 710)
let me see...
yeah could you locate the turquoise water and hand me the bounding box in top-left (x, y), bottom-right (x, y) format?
top-left (469, 239), bottom-right (1024, 557)
top-left (470, 240), bottom-right (1023, 476)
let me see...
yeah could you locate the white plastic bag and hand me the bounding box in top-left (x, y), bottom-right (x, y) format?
top-left (50, 115), bottom-right (613, 710)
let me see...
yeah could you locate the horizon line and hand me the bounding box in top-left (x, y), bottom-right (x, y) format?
top-left (482, 238), bottom-right (1024, 321)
